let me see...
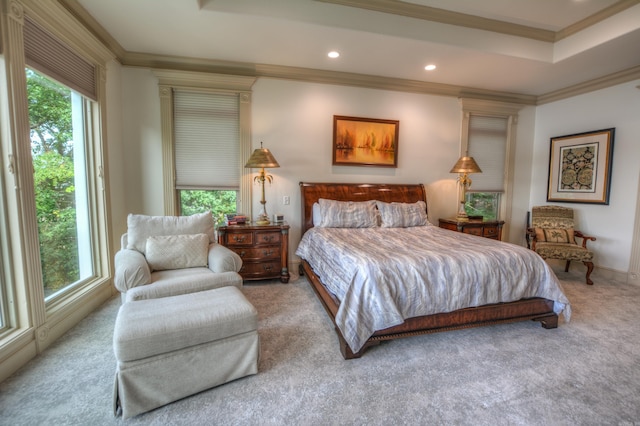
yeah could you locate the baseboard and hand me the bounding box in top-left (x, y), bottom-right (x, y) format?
top-left (0, 335), bottom-right (37, 383)
top-left (544, 259), bottom-right (629, 284)
top-left (37, 282), bottom-right (114, 353)
top-left (289, 258), bottom-right (302, 282)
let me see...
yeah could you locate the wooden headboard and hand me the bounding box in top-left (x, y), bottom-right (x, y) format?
top-left (299, 182), bottom-right (427, 234)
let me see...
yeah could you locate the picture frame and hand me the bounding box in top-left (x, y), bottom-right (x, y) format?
top-left (547, 128), bottom-right (615, 204)
top-left (333, 115), bottom-right (399, 167)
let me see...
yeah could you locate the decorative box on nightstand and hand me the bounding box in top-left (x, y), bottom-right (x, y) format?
top-left (217, 222), bottom-right (290, 283)
top-left (438, 218), bottom-right (505, 241)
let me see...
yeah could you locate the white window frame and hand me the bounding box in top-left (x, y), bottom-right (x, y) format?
top-left (0, 0), bottom-right (114, 378)
top-left (459, 98), bottom-right (522, 241)
top-left (154, 70), bottom-right (256, 217)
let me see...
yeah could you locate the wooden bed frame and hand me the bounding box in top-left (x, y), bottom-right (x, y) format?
top-left (299, 182), bottom-right (559, 359)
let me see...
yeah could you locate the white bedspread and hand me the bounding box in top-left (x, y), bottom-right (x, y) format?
top-left (295, 225), bottom-right (571, 353)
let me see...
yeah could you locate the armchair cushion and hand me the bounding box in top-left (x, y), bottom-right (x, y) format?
top-left (534, 242), bottom-right (594, 263)
top-left (125, 270), bottom-right (242, 302)
top-left (534, 227), bottom-right (576, 244)
top-left (145, 233), bottom-right (209, 271)
top-left (127, 212), bottom-right (215, 255)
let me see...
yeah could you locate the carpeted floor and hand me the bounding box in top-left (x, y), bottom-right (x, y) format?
top-left (1, 270), bottom-right (639, 425)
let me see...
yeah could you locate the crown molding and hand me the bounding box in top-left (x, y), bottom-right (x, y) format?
top-left (537, 64), bottom-right (640, 104)
top-left (123, 51), bottom-right (537, 105)
top-left (57, 0), bottom-right (126, 60)
top-left (52, 0), bottom-right (640, 107)
top-left (316, 0), bottom-right (555, 42)
top-left (153, 69), bottom-right (256, 92)
top-left (555, 0), bottom-right (640, 41)
top-left (318, 0), bottom-right (639, 43)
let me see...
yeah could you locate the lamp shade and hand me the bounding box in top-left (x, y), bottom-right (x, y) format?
top-left (245, 142), bottom-right (280, 169)
top-left (449, 156), bottom-right (482, 174)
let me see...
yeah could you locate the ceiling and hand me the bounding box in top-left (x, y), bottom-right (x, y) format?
top-left (72, 0), bottom-right (640, 100)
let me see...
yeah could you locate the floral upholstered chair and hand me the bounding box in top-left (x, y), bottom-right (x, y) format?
top-left (528, 205), bottom-right (596, 285)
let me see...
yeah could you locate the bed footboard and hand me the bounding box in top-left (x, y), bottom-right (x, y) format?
top-left (302, 260), bottom-right (558, 359)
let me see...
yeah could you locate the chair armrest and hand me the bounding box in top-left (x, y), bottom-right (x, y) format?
top-left (114, 249), bottom-right (151, 292)
top-left (574, 230), bottom-right (596, 248)
top-left (208, 243), bottom-right (243, 273)
top-left (526, 227), bottom-right (537, 250)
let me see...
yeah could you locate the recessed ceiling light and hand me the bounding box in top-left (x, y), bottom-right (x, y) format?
top-left (424, 64), bottom-right (436, 71)
top-left (328, 51), bottom-right (340, 59)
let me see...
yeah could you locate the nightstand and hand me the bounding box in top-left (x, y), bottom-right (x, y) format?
top-left (438, 218), bottom-right (504, 241)
top-left (217, 222), bottom-right (290, 283)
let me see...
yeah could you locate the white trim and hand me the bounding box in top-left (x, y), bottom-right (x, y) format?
top-left (0, 0), bottom-right (113, 380)
top-left (459, 98), bottom-right (523, 242)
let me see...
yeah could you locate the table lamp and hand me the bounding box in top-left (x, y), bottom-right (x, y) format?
top-left (245, 142), bottom-right (280, 225)
top-left (450, 154), bottom-right (482, 221)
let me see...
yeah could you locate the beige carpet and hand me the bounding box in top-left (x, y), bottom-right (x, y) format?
top-left (1, 270), bottom-right (639, 425)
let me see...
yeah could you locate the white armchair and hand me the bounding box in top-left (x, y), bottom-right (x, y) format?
top-left (114, 212), bottom-right (243, 302)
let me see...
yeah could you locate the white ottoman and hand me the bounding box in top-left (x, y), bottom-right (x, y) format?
top-left (113, 286), bottom-right (259, 419)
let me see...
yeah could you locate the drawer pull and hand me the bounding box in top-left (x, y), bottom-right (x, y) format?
top-left (233, 235), bottom-right (246, 243)
top-left (239, 250), bottom-right (246, 257)
top-left (263, 265), bottom-right (273, 271)
top-left (261, 235), bottom-right (274, 242)
top-left (262, 249), bottom-right (274, 256)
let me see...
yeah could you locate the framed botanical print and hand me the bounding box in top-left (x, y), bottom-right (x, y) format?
top-left (547, 128), bottom-right (615, 204)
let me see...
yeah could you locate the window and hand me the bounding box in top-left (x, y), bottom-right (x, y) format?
top-left (459, 99), bottom-right (521, 238)
top-left (0, 0), bottom-right (112, 370)
top-left (174, 91), bottom-right (240, 223)
top-left (465, 115), bottom-right (508, 220)
top-left (27, 69), bottom-right (94, 300)
top-left (154, 70), bottom-right (255, 219)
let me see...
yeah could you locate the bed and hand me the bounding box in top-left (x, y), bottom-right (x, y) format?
top-left (296, 182), bottom-right (571, 359)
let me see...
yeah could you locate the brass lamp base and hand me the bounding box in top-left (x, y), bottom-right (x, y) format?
top-left (255, 213), bottom-right (270, 225)
top-left (456, 201), bottom-right (469, 221)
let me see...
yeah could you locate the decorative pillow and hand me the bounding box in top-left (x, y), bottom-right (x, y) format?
top-left (534, 228), bottom-right (576, 244)
top-left (317, 198), bottom-right (378, 228)
top-left (312, 202), bottom-right (321, 227)
top-left (376, 201), bottom-right (429, 228)
top-left (145, 233), bottom-right (209, 271)
top-left (127, 212), bottom-right (215, 255)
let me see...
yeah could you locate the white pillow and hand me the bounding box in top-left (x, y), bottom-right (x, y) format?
top-left (127, 212), bottom-right (215, 255)
top-left (312, 202), bottom-right (321, 226)
top-left (145, 233), bottom-right (209, 271)
top-left (317, 198), bottom-right (378, 228)
top-left (376, 200), bottom-right (429, 228)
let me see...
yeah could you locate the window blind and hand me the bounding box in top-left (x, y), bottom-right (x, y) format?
top-left (23, 16), bottom-right (97, 101)
top-left (174, 91), bottom-right (240, 190)
top-left (467, 115), bottom-right (508, 192)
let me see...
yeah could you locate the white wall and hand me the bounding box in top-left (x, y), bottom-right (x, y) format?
top-left (105, 60), bottom-right (126, 253)
top-left (121, 68), bottom-right (165, 217)
top-left (531, 80), bottom-right (640, 275)
top-left (113, 70), bottom-right (638, 277)
top-left (251, 78), bottom-right (469, 256)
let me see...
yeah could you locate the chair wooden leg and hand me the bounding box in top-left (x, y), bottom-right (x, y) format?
top-left (564, 260), bottom-right (571, 272)
top-left (584, 261), bottom-right (594, 285)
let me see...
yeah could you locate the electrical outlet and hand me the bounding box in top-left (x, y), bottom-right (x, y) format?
top-left (283, 195), bottom-right (290, 205)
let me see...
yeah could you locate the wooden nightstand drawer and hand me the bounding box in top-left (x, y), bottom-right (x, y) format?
top-left (438, 218), bottom-right (505, 241)
top-left (483, 227), bottom-right (499, 238)
top-left (233, 246), bottom-right (280, 261)
top-left (255, 231), bottom-right (281, 245)
top-left (239, 261), bottom-right (281, 278)
top-left (463, 227), bottom-right (483, 236)
top-left (226, 232), bottom-right (254, 246)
